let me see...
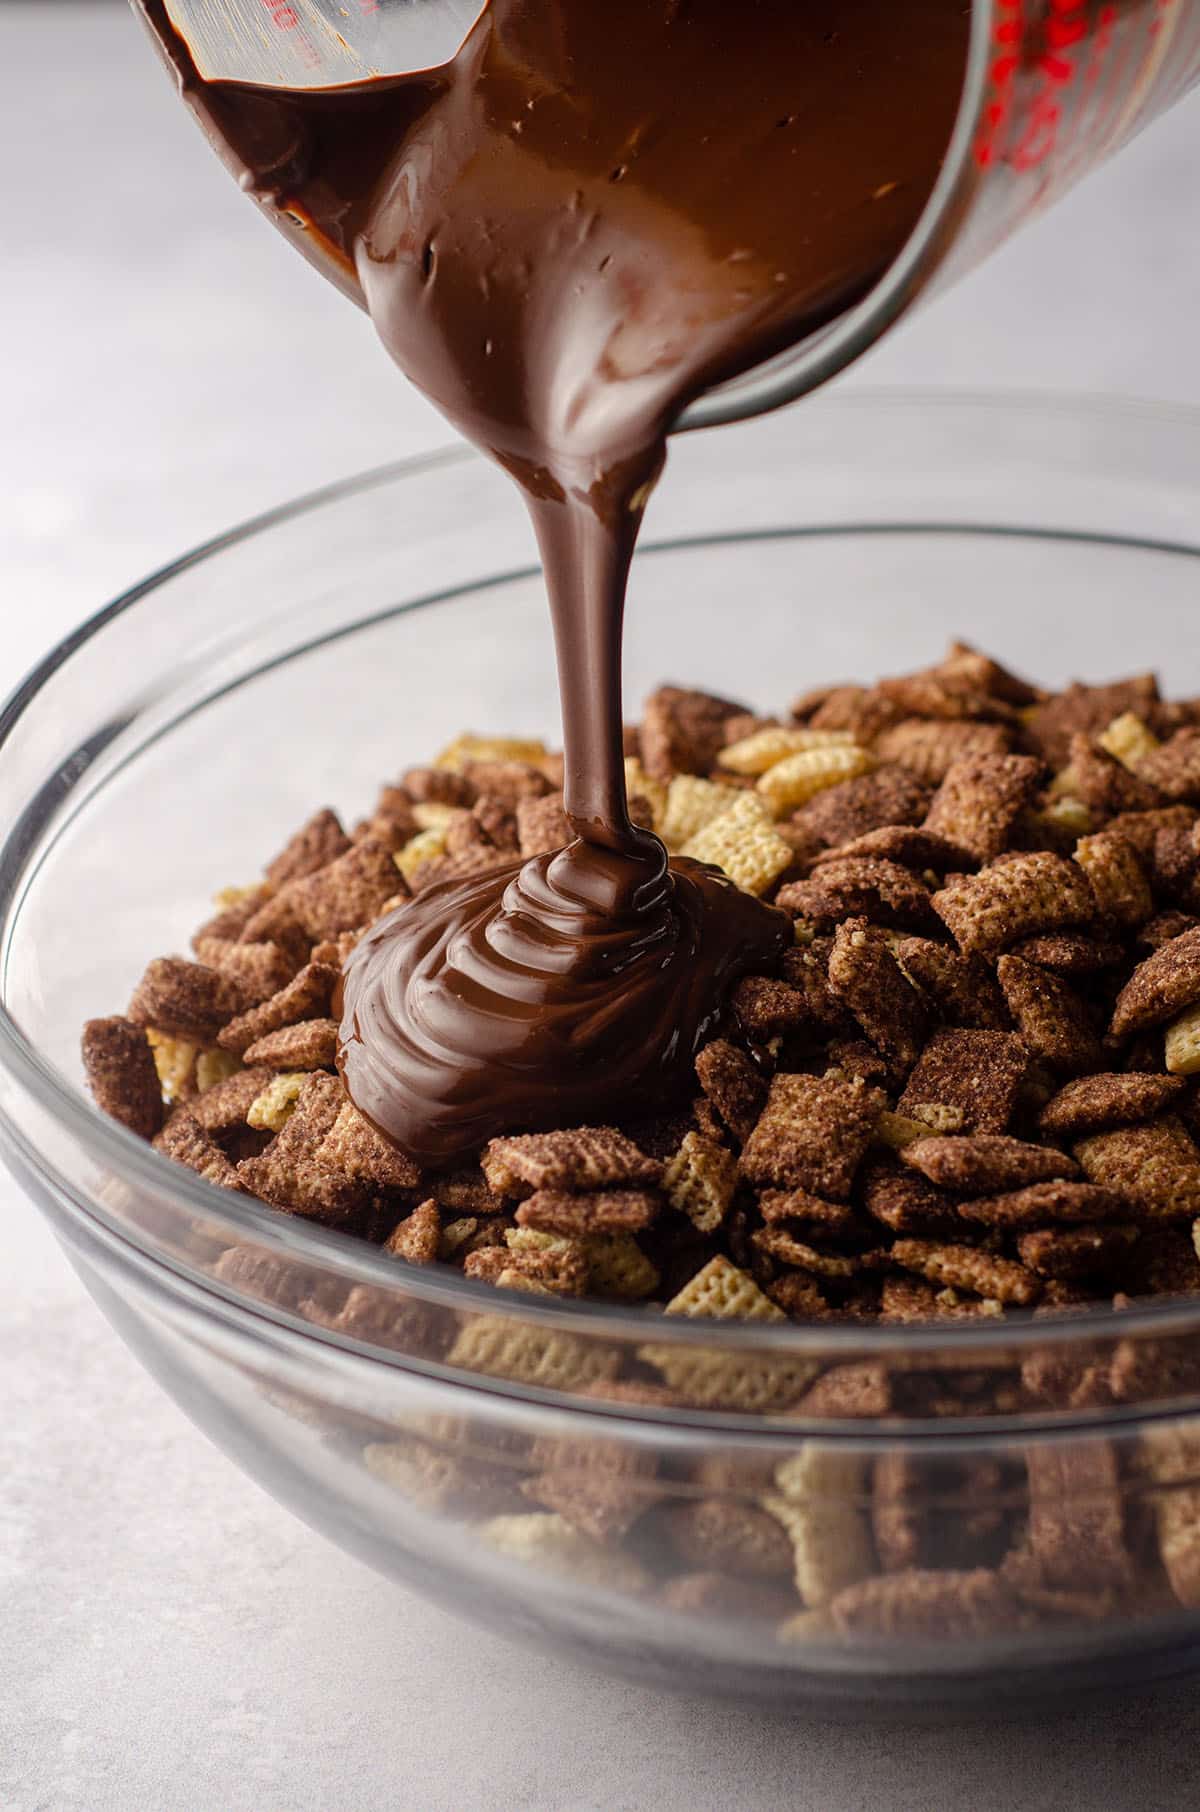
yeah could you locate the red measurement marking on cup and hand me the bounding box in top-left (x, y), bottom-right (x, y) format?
top-left (973, 0), bottom-right (1025, 167)
top-left (258, 0), bottom-right (321, 69)
top-left (971, 0), bottom-right (1173, 176)
top-left (1009, 0), bottom-right (1089, 170)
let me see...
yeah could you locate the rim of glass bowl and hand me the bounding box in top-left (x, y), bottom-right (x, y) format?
top-left (9, 388), bottom-right (1200, 1416)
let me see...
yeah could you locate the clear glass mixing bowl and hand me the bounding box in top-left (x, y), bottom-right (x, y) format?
top-left (6, 393), bottom-right (1200, 1710)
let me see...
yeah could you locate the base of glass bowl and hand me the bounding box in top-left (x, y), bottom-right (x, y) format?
top-left (21, 1139), bottom-right (1200, 1716)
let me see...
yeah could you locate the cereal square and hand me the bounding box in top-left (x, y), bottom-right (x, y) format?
top-left (898, 1030), bottom-right (1029, 1135)
top-left (739, 1074), bottom-right (881, 1199)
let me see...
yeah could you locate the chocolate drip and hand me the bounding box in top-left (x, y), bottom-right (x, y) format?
top-left (340, 851), bottom-right (789, 1167)
top-left (138, 0), bottom-right (968, 1166)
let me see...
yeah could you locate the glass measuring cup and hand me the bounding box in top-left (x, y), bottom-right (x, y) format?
top-left (139, 0), bottom-right (1200, 430)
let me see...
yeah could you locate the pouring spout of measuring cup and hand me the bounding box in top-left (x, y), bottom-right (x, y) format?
top-left (163, 0), bottom-right (490, 87)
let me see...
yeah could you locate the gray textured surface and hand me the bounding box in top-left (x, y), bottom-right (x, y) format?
top-left (4, 4), bottom-right (1200, 1807)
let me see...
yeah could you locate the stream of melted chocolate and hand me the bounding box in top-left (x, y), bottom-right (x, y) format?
top-left (140, 0), bottom-right (969, 1167)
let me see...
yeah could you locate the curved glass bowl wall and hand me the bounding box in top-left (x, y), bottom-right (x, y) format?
top-left (5, 396), bottom-right (1200, 1707)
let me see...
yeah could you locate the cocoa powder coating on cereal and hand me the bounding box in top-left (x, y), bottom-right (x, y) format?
top-left (84, 647), bottom-right (1200, 1343)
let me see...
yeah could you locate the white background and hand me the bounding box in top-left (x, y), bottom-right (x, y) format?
top-left (3, 3), bottom-right (1200, 1806)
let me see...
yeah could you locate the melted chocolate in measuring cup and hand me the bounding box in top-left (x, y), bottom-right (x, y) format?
top-left (141, 0), bottom-right (969, 1167)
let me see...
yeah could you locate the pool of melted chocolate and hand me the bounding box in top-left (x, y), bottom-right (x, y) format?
top-left (139, 0), bottom-right (969, 1166)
